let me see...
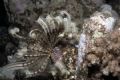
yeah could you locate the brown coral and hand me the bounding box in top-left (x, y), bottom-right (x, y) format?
top-left (81, 28), bottom-right (120, 79)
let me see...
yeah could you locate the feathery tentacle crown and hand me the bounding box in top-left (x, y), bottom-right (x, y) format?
top-left (6, 11), bottom-right (77, 78)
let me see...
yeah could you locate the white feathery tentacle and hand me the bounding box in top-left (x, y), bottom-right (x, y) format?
top-left (54, 16), bottom-right (63, 26)
top-left (0, 62), bottom-right (26, 79)
top-left (77, 33), bottom-right (87, 69)
top-left (36, 17), bottom-right (49, 33)
top-left (9, 27), bottom-right (25, 39)
top-left (60, 10), bottom-right (71, 20)
top-left (46, 15), bottom-right (56, 32)
top-left (29, 29), bottom-right (40, 39)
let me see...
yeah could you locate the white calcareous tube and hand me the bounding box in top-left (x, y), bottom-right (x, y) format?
top-left (77, 33), bottom-right (87, 70)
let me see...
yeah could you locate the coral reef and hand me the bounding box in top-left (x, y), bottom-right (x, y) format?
top-left (77, 3), bottom-right (117, 69)
top-left (84, 28), bottom-right (120, 79)
top-left (77, 4), bottom-right (120, 80)
top-left (1, 0), bottom-right (120, 80)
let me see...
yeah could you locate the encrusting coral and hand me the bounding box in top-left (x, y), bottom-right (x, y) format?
top-left (85, 28), bottom-right (120, 78)
top-left (77, 4), bottom-right (120, 80)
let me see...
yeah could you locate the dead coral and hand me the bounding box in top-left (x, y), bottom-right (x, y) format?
top-left (83, 28), bottom-right (120, 79)
top-left (77, 4), bottom-right (119, 79)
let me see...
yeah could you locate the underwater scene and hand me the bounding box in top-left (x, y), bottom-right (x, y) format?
top-left (0, 0), bottom-right (120, 80)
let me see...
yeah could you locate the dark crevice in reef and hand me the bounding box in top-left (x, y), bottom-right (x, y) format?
top-left (14, 70), bottom-right (55, 80)
top-left (88, 65), bottom-right (101, 78)
top-left (105, 0), bottom-right (118, 3)
top-left (0, 0), bottom-right (9, 27)
top-left (87, 65), bottom-right (120, 80)
top-left (0, 0), bottom-right (9, 67)
top-left (105, 0), bottom-right (120, 16)
top-left (102, 73), bottom-right (119, 80)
